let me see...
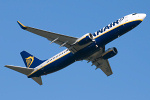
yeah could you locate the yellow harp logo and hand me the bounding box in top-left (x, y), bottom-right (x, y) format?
top-left (26, 56), bottom-right (34, 68)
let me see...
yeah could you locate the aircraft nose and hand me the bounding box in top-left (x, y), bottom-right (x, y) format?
top-left (140, 13), bottom-right (146, 20)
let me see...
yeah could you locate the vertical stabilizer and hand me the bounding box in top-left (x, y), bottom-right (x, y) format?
top-left (20, 51), bottom-right (44, 68)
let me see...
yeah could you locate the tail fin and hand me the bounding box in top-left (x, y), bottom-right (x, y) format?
top-left (5, 65), bottom-right (43, 85)
top-left (20, 51), bottom-right (44, 68)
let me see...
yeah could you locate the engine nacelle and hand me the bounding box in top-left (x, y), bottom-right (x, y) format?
top-left (75, 33), bottom-right (94, 45)
top-left (102, 47), bottom-right (118, 59)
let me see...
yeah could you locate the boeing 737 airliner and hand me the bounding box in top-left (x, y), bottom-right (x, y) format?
top-left (5, 13), bottom-right (146, 85)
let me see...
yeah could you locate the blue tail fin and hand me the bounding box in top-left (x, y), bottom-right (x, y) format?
top-left (20, 51), bottom-right (44, 68)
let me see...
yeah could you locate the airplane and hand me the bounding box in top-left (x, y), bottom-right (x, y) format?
top-left (5, 13), bottom-right (146, 85)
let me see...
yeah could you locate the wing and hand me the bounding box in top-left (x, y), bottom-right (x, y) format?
top-left (17, 21), bottom-right (78, 48)
top-left (86, 47), bottom-right (113, 76)
top-left (92, 59), bottom-right (112, 76)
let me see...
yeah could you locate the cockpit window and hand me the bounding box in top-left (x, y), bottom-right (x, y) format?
top-left (132, 13), bottom-right (137, 15)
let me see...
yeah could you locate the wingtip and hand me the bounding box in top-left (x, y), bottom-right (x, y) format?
top-left (4, 65), bottom-right (11, 67)
top-left (17, 21), bottom-right (27, 30)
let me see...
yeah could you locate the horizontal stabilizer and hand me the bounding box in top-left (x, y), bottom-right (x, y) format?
top-left (32, 77), bottom-right (42, 85)
top-left (5, 65), bottom-right (43, 85)
top-left (5, 65), bottom-right (34, 75)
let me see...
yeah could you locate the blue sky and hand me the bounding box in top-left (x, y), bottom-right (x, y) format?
top-left (1, 0), bottom-right (150, 100)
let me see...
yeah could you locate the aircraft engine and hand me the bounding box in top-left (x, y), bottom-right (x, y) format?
top-left (76, 33), bottom-right (94, 45)
top-left (102, 47), bottom-right (118, 59)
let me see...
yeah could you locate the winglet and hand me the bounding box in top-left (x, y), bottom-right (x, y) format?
top-left (17, 21), bottom-right (27, 30)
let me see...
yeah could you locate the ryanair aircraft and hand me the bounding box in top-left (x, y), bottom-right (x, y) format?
top-left (5, 13), bottom-right (146, 85)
